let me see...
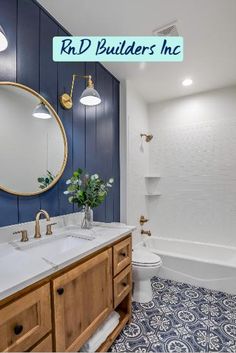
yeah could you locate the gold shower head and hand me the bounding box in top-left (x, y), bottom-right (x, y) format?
top-left (140, 133), bottom-right (153, 142)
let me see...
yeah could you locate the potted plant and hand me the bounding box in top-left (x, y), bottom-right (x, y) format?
top-left (64, 168), bottom-right (114, 229)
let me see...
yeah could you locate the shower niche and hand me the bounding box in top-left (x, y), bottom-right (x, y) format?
top-left (144, 175), bottom-right (161, 196)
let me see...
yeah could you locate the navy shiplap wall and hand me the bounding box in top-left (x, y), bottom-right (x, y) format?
top-left (0, 0), bottom-right (120, 226)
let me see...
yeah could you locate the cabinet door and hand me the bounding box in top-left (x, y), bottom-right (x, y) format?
top-left (52, 249), bottom-right (113, 352)
top-left (0, 284), bottom-right (51, 352)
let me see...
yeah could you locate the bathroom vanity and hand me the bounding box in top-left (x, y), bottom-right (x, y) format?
top-left (0, 78), bottom-right (126, 352)
top-left (0, 223), bottom-right (133, 352)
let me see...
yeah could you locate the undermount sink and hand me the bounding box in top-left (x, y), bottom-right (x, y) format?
top-left (10, 229), bottom-right (96, 261)
top-left (19, 235), bottom-right (91, 259)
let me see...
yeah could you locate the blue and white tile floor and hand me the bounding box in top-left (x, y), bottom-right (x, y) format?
top-left (110, 277), bottom-right (236, 352)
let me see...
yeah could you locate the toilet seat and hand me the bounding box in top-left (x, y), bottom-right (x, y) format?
top-left (132, 249), bottom-right (162, 268)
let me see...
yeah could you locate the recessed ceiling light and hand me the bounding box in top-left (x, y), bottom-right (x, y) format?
top-left (182, 78), bottom-right (193, 87)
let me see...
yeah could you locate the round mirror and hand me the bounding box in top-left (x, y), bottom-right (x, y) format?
top-left (0, 82), bottom-right (67, 196)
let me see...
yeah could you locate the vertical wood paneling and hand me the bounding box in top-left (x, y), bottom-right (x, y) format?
top-left (72, 62), bottom-right (86, 212)
top-left (113, 80), bottom-right (120, 221)
top-left (0, 0), bottom-right (18, 226)
top-left (39, 11), bottom-right (58, 107)
top-left (85, 62), bottom-right (97, 173)
top-left (39, 10), bottom-right (59, 216)
top-left (103, 70), bottom-right (114, 222)
top-left (17, 0), bottom-right (40, 88)
top-left (93, 65), bottom-right (106, 221)
top-left (0, 0), bottom-right (120, 227)
top-left (17, 0), bottom-right (41, 223)
top-left (0, 191), bottom-right (18, 227)
top-left (57, 28), bottom-right (74, 215)
top-left (72, 63), bottom-right (86, 171)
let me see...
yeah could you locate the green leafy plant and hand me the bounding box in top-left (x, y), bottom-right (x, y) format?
top-left (38, 170), bottom-right (55, 189)
top-left (64, 168), bottom-right (114, 208)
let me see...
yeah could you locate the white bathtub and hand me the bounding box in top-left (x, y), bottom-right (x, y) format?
top-left (142, 237), bottom-right (236, 295)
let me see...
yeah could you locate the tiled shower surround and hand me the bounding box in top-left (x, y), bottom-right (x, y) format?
top-left (111, 277), bottom-right (236, 352)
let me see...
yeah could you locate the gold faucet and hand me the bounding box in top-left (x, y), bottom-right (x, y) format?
top-left (140, 215), bottom-right (149, 226)
top-left (34, 209), bottom-right (50, 238)
top-left (141, 229), bottom-right (152, 236)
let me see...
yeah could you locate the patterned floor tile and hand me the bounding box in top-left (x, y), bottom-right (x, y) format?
top-left (110, 277), bottom-right (236, 352)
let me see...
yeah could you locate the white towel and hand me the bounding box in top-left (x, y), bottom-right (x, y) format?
top-left (80, 311), bottom-right (120, 352)
top-left (85, 319), bottom-right (119, 352)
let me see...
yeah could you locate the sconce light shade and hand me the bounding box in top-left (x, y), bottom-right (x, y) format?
top-left (60, 74), bottom-right (101, 110)
top-left (80, 87), bottom-right (101, 106)
top-left (0, 25), bottom-right (8, 52)
top-left (32, 102), bottom-right (52, 119)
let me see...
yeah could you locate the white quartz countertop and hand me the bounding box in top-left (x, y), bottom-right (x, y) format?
top-left (0, 222), bottom-right (135, 301)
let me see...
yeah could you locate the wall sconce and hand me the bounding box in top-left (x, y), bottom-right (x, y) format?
top-left (0, 25), bottom-right (8, 52)
top-left (60, 74), bottom-right (101, 109)
top-left (32, 102), bottom-right (52, 119)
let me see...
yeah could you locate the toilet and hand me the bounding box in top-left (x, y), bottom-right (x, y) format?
top-left (132, 248), bottom-right (162, 303)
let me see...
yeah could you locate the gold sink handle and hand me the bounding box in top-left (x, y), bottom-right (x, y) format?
top-left (13, 230), bottom-right (29, 242)
top-left (46, 222), bottom-right (57, 236)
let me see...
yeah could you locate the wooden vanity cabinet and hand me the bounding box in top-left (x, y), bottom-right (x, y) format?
top-left (52, 249), bottom-right (113, 352)
top-left (0, 235), bottom-right (132, 352)
top-left (0, 284), bottom-right (51, 352)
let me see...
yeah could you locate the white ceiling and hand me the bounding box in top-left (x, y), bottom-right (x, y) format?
top-left (38, 0), bottom-right (236, 102)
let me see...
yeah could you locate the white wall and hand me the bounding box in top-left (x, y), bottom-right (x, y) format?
top-left (126, 81), bottom-right (150, 245)
top-left (148, 86), bottom-right (236, 247)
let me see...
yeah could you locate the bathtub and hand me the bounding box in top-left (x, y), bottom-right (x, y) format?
top-left (141, 237), bottom-right (236, 295)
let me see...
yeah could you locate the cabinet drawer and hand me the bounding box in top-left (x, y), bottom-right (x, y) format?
top-left (0, 284), bottom-right (51, 352)
top-left (31, 334), bottom-right (52, 352)
top-left (113, 237), bottom-right (131, 276)
top-left (113, 265), bottom-right (132, 308)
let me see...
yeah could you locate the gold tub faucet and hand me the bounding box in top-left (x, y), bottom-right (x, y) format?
top-left (140, 215), bottom-right (151, 236)
top-left (141, 229), bottom-right (152, 236)
top-left (139, 215), bottom-right (149, 226)
top-left (34, 209), bottom-right (50, 238)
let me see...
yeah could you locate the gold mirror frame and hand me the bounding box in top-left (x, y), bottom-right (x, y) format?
top-left (0, 81), bottom-right (68, 196)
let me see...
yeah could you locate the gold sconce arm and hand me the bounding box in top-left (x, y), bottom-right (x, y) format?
top-left (69, 74), bottom-right (77, 99)
top-left (60, 74), bottom-right (96, 110)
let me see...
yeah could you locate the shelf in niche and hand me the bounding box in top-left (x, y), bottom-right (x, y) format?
top-left (145, 193), bottom-right (161, 197)
top-left (144, 175), bottom-right (160, 179)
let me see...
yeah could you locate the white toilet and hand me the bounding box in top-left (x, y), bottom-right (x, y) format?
top-left (132, 248), bottom-right (162, 303)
